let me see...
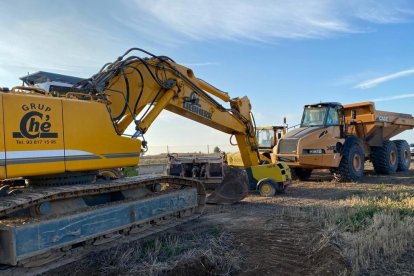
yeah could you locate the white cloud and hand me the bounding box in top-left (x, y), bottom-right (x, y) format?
top-left (331, 71), bottom-right (379, 87)
top-left (351, 0), bottom-right (413, 23)
top-left (355, 68), bottom-right (414, 89)
top-left (0, 2), bottom-right (139, 87)
top-left (0, 19), bottom-right (118, 86)
top-left (126, 0), bottom-right (412, 42)
top-left (371, 93), bottom-right (414, 102)
top-left (0, 0), bottom-right (411, 88)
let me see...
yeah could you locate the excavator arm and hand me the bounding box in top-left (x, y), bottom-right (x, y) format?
top-left (78, 48), bottom-right (261, 167)
top-left (75, 48), bottom-right (291, 202)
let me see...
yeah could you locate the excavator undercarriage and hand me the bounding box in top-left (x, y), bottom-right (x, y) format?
top-left (0, 175), bottom-right (205, 267)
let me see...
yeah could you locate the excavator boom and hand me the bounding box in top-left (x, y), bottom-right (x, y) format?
top-left (77, 50), bottom-right (261, 167)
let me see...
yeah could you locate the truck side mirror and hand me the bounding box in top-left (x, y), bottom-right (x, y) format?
top-left (283, 117), bottom-right (286, 124)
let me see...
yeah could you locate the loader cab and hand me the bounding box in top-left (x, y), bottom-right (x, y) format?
top-left (256, 126), bottom-right (287, 150)
top-left (301, 103), bottom-right (343, 128)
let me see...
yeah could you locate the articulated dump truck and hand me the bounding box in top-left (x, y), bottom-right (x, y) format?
top-left (275, 101), bottom-right (414, 181)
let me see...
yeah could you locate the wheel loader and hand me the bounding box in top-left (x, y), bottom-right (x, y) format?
top-left (227, 125), bottom-right (287, 165)
top-left (275, 101), bottom-right (414, 181)
top-left (0, 48), bottom-right (291, 268)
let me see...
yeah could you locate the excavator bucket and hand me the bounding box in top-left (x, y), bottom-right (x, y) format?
top-left (207, 165), bottom-right (249, 204)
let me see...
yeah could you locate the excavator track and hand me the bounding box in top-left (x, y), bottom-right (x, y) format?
top-left (0, 175), bottom-right (206, 270)
top-left (0, 213), bottom-right (199, 275)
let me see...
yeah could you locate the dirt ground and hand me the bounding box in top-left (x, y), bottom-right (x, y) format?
top-left (45, 162), bottom-right (414, 276)
top-left (170, 162), bottom-right (414, 275)
top-left (185, 205), bottom-right (348, 276)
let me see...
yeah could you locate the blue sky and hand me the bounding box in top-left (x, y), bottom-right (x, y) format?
top-left (1, 0), bottom-right (413, 153)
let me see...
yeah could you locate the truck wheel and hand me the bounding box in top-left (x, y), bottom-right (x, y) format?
top-left (394, 140), bottom-right (411, 171)
top-left (371, 141), bottom-right (398, 174)
top-left (292, 168), bottom-right (313, 181)
top-left (333, 142), bottom-right (364, 182)
top-left (258, 182), bottom-right (275, 197)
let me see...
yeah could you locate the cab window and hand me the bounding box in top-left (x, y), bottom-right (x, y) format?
top-left (301, 107), bottom-right (327, 127)
top-left (326, 107), bottom-right (340, 125)
top-left (256, 129), bottom-right (274, 148)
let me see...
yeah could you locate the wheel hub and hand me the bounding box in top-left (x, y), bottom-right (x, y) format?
top-left (389, 151), bottom-right (397, 165)
top-left (261, 184), bottom-right (272, 194)
top-left (403, 150), bottom-right (409, 162)
top-left (353, 154), bottom-right (361, 171)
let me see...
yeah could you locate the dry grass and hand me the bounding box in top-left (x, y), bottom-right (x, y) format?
top-left (48, 227), bottom-right (242, 276)
top-left (288, 191), bottom-right (414, 275)
top-left (333, 192), bottom-right (414, 274)
top-left (342, 212), bottom-right (414, 273)
top-left (242, 184), bottom-right (414, 275)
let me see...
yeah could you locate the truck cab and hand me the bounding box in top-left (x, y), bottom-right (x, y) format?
top-left (301, 102), bottom-right (344, 129)
top-left (275, 103), bottom-right (346, 173)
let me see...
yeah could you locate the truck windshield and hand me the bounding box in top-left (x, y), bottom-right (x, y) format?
top-left (301, 107), bottom-right (328, 127)
top-left (256, 129), bottom-right (274, 148)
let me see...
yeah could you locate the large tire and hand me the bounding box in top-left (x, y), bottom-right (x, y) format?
top-left (394, 140), bottom-right (411, 171)
top-left (291, 168), bottom-right (313, 181)
top-left (371, 141), bottom-right (398, 174)
top-left (333, 141), bottom-right (364, 182)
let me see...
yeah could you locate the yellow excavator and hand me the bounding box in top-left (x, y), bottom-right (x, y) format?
top-left (0, 48), bottom-right (291, 267)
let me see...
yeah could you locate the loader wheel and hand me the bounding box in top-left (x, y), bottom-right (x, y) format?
top-left (333, 142), bottom-right (364, 182)
top-left (394, 140), bottom-right (411, 171)
top-left (258, 179), bottom-right (276, 197)
top-left (371, 141), bottom-right (398, 174)
top-left (292, 168), bottom-right (313, 181)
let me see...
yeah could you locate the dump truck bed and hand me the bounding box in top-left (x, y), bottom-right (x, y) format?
top-left (343, 102), bottom-right (414, 145)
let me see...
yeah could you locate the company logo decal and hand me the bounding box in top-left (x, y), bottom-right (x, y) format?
top-left (13, 103), bottom-right (58, 139)
top-left (183, 92), bottom-right (212, 119)
top-left (377, 116), bottom-right (389, 122)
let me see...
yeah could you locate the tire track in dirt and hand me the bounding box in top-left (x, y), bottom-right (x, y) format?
top-left (202, 207), bottom-right (347, 275)
top-left (230, 217), bottom-right (316, 275)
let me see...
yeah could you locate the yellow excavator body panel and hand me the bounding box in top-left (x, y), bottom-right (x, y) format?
top-left (1, 92), bottom-right (140, 179)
